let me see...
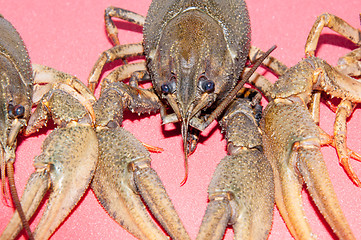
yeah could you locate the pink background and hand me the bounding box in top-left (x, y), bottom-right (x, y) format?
top-left (1, 0), bottom-right (361, 239)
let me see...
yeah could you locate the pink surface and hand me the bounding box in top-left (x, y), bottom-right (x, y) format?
top-left (0, 0), bottom-right (361, 239)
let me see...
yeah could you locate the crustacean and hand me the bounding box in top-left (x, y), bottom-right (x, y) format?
top-left (0, 64), bottom-right (99, 240)
top-left (1, 1), bottom-right (361, 239)
top-left (0, 15), bottom-right (34, 239)
top-left (1, 62), bottom-right (189, 239)
top-left (247, 13), bottom-right (361, 239)
top-left (87, 0), bottom-right (276, 239)
top-left (88, 0), bottom-right (254, 186)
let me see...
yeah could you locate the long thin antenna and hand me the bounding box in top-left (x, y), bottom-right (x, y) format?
top-left (7, 162), bottom-right (34, 240)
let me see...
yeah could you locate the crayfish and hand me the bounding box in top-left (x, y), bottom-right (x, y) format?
top-left (1, 1), bottom-right (361, 240)
top-left (248, 13), bottom-right (361, 240)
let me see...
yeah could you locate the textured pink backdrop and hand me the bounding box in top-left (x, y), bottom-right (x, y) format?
top-left (0, 0), bottom-right (361, 239)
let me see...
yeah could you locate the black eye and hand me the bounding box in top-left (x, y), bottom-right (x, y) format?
top-left (203, 81), bottom-right (215, 92)
top-left (14, 105), bottom-right (25, 117)
top-left (8, 103), bottom-right (25, 118)
top-left (161, 83), bottom-right (171, 94)
top-left (160, 74), bottom-right (177, 94)
top-left (199, 75), bottom-right (215, 93)
top-left (8, 104), bottom-right (14, 116)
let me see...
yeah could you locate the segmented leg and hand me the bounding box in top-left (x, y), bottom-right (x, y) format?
top-left (88, 43), bottom-right (144, 92)
top-left (32, 64), bottom-right (95, 103)
top-left (334, 99), bottom-right (361, 186)
top-left (87, 7), bottom-right (147, 91)
top-left (311, 65), bottom-right (361, 185)
top-left (305, 13), bottom-right (361, 57)
top-left (249, 45), bottom-right (288, 76)
top-left (245, 45), bottom-right (289, 101)
top-left (105, 6), bottom-right (145, 45)
top-left (304, 14), bottom-right (361, 185)
top-left (319, 127), bottom-right (361, 161)
top-left (100, 61), bottom-right (146, 89)
top-left (337, 47), bottom-right (361, 77)
top-left (197, 94), bottom-right (274, 240)
top-left (91, 82), bottom-right (190, 240)
top-left (243, 69), bottom-right (274, 101)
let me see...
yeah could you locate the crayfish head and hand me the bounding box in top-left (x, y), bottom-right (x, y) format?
top-left (0, 16), bottom-right (33, 212)
top-left (150, 9), bottom-right (243, 182)
top-left (145, 7), bottom-right (250, 184)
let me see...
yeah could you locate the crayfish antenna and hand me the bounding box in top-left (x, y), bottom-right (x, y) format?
top-left (7, 163), bottom-right (34, 240)
top-left (180, 152), bottom-right (189, 186)
top-left (1, 160), bottom-right (11, 206)
top-left (180, 121), bottom-right (189, 186)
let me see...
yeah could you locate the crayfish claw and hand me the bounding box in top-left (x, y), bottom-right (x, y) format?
top-left (92, 127), bottom-right (190, 240)
top-left (262, 100), bottom-right (356, 240)
top-left (1, 124), bottom-right (98, 240)
top-left (0, 171), bottom-right (49, 240)
top-left (196, 194), bottom-right (231, 240)
top-left (197, 153), bottom-right (274, 240)
top-left (299, 146), bottom-right (355, 240)
top-left (197, 98), bottom-right (274, 240)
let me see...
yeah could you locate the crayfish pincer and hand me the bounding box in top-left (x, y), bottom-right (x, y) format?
top-left (88, 0), bottom-right (251, 183)
top-left (1, 65), bottom-right (98, 240)
top-left (1, 63), bottom-right (189, 240)
top-left (91, 80), bottom-right (190, 240)
top-left (196, 89), bottom-right (274, 240)
top-left (0, 15), bottom-right (34, 239)
top-left (249, 13), bottom-right (361, 240)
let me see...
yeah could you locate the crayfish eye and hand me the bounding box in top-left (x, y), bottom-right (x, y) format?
top-left (199, 75), bottom-right (215, 93)
top-left (161, 83), bottom-right (171, 94)
top-left (203, 81), bottom-right (215, 92)
top-left (8, 103), bottom-right (25, 118)
top-left (161, 74), bottom-right (177, 94)
top-left (14, 105), bottom-right (25, 117)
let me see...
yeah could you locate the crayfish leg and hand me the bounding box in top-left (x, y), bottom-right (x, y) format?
top-left (248, 45), bottom-right (288, 76)
top-left (87, 43), bottom-right (144, 92)
top-left (333, 99), bottom-right (361, 186)
top-left (305, 13), bottom-right (361, 57)
top-left (32, 64), bottom-right (95, 105)
top-left (105, 6), bottom-right (145, 45)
